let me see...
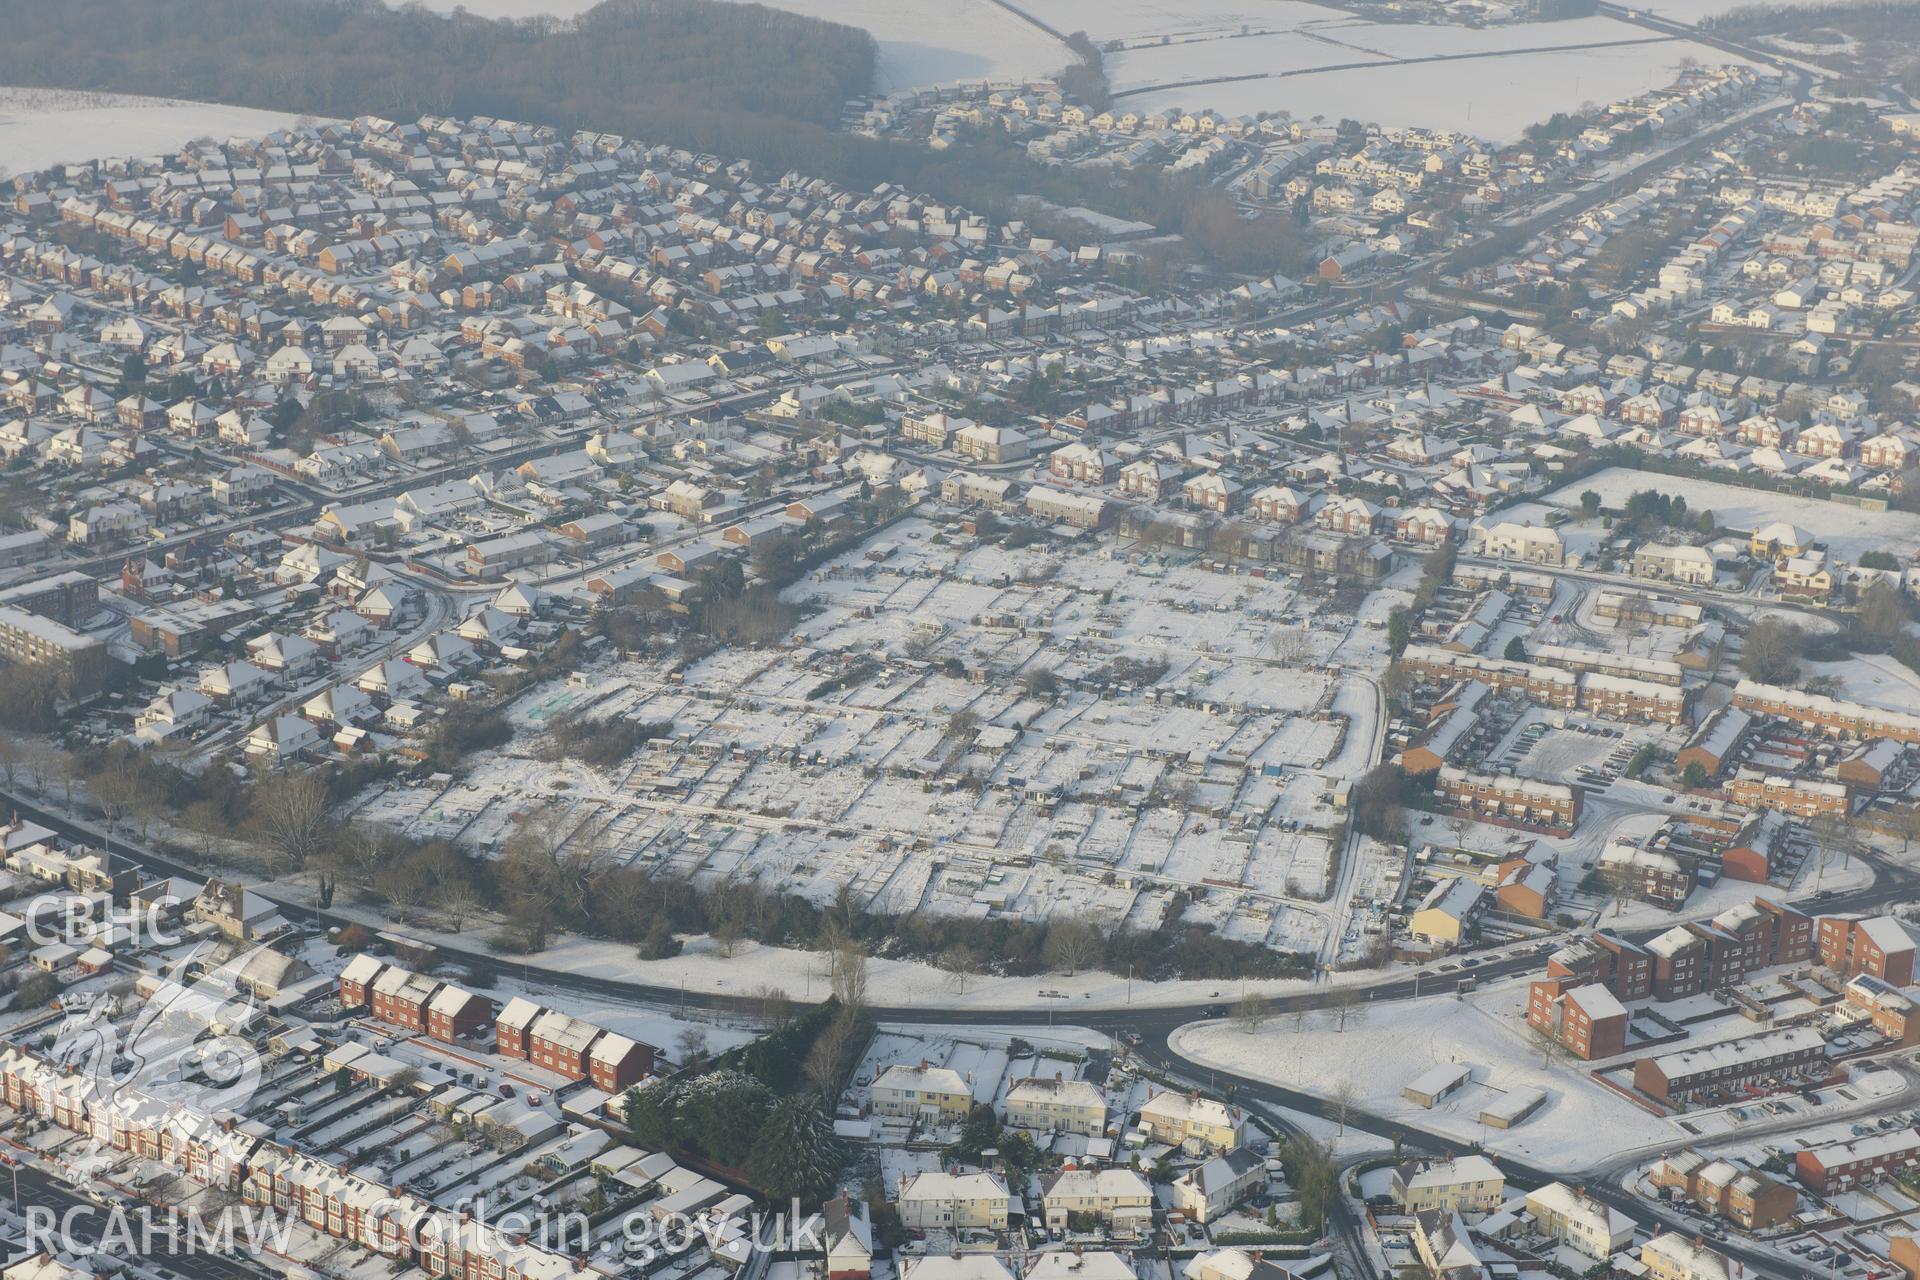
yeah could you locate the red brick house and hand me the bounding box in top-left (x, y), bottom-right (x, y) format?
top-left (1817, 915), bottom-right (1917, 985)
top-left (587, 1032), bottom-right (654, 1091)
top-left (338, 954), bottom-right (387, 1007)
top-left (1797, 1127), bottom-right (1920, 1193)
top-left (425, 984), bottom-right (493, 1044)
top-left (1526, 980), bottom-right (1627, 1060)
top-left (369, 966), bottom-right (440, 1033)
top-left (495, 996), bottom-right (544, 1058)
top-left (527, 1010), bottom-right (600, 1078)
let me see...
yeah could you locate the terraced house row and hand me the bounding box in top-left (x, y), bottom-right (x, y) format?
top-left (340, 958), bottom-right (657, 1090)
top-left (1400, 645), bottom-right (1690, 723)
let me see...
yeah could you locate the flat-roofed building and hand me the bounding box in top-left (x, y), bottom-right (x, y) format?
top-left (0, 605), bottom-right (110, 698)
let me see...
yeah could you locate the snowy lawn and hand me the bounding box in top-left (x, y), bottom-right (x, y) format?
top-left (1175, 979), bottom-right (1686, 1171)
top-left (1546, 467), bottom-right (1920, 564)
top-left (1176, 979), bottom-right (1914, 1174)
top-left (1797, 654), bottom-right (1920, 715)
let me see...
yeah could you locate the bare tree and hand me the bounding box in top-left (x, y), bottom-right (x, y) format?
top-left (435, 882), bottom-right (483, 932)
top-left (45, 744), bottom-right (78, 805)
top-left (252, 771), bottom-right (333, 873)
top-left (1329, 1076), bottom-right (1360, 1136)
top-left (1529, 1019), bottom-right (1561, 1070)
top-left (500, 803), bottom-right (605, 924)
top-left (1328, 985), bottom-right (1363, 1033)
top-left (939, 945), bottom-right (980, 994)
top-left (1739, 617), bottom-right (1805, 684)
top-left (0, 734), bottom-right (21, 789)
top-left (18, 741), bottom-right (52, 794)
top-left (803, 1008), bottom-right (858, 1096)
top-left (1018, 666), bottom-right (1060, 700)
top-left (331, 821), bottom-right (395, 882)
top-left (674, 1026), bottom-right (710, 1069)
top-left (1890, 806), bottom-right (1920, 854)
top-left (1232, 992), bottom-right (1272, 1033)
top-left (831, 939), bottom-right (868, 1010)
top-left (376, 860), bottom-right (430, 923)
top-left (1266, 627), bottom-right (1308, 665)
top-left (92, 763), bottom-right (145, 835)
top-left (1809, 812), bottom-right (1862, 865)
top-left (1044, 920), bottom-right (1102, 977)
top-left (945, 709), bottom-right (981, 742)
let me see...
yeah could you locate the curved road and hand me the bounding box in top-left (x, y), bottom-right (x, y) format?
top-left (4, 783), bottom-right (1914, 1277)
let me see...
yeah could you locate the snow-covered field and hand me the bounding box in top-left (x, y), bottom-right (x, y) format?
top-left (1108, 17), bottom-right (1763, 140)
top-left (403, 0), bottom-right (1075, 90)
top-left (1800, 653), bottom-right (1920, 714)
top-left (0, 88), bottom-right (300, 175)
top-left (1625, 0), bottom-right (1863, 25)
top-left (1176, 981), bottom-right (1681, 1170)
top-left (740, 0), bottom-right (1073, 90)
top-left (1036, 0), bottom-right (1349, 43)
top-left (379, 0), bottom-right (1758, 139)
top-left (1174, 978), bottom-right (1914, 1171)
top-left (397, 0), bottom-right (604, 16)
top-left (1546, 467), bottom-right (1920, 563)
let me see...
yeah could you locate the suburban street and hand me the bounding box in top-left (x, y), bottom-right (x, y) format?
top-left (2, 777), bottom-right (1914, 1280)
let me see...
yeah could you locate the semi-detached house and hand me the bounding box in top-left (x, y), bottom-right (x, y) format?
top-left (1525, 1182), bottom-right (1635, 1258)
top-left (1137, 1089), bottom-right (1243, 1152)
top-left (896, 1170), bottom-right (1013, 1231)
top-left (1004, 1075), bottom-right (1106, 1136)
top-left (1390, 1155), bottom-right (1505, 1214)
top-left (1040, 1167), bottom-right (1153, 1234)
top-left (871, 1062), bottom-right (973, 1122)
